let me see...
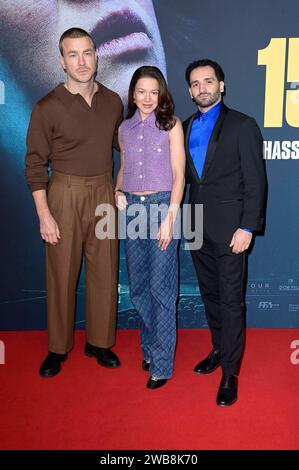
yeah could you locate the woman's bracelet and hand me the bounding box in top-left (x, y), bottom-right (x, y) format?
top-left (114, 188), bottom-right (123, 194)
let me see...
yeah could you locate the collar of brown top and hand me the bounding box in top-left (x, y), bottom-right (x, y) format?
top-left (54, 81), bottom-right (103, 108)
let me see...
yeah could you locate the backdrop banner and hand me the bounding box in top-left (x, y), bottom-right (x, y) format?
top-left (1, 0), bottom-right (299, 329)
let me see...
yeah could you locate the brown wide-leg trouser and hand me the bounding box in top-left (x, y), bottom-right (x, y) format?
top-left (45, 171), bottom-right (118, 354)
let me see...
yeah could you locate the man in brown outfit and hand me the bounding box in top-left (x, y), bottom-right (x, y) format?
top-left (25, 28), bottom-right (123, 377)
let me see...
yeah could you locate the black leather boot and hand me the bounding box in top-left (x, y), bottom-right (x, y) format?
top-left (85, 342), bottom-right (121, 368)
top-left (39, 352), bottom-right (68, 378)
top-left (216, 374), bottom-right (238, 406)
top-left (194, 349), bottom-right (221, 374)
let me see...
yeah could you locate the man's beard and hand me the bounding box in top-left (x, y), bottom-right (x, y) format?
top-left (193, 91), bottom-right (221, 108)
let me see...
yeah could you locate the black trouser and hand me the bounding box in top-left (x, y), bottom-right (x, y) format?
top-left (191, 236), bottom-right (246, 376)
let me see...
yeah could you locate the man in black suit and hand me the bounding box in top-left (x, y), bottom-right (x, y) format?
top-left (183, 59), bottom-right (266, 406)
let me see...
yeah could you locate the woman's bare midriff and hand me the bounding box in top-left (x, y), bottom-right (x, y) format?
top-left (130, 191), bottom-right (158, 195)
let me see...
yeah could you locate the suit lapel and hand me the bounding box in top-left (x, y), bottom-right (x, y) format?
top-left (200, 104), bottom-right (229, 181)
top-left (185, 114), bottom-right (201, 183)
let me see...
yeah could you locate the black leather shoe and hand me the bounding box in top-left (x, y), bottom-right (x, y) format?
top-left (216, 374), bottom-right (238, 406)
top-left (142, 360), bottom-right (150, 371)
top-left (85, 342), bottom-right (121, 368)
top-left (146, 376), bottom-right (167, 389)
top-left (194, 349), bottom-right (221, 374)
top-left (39, 352), bottom-right (68, 378)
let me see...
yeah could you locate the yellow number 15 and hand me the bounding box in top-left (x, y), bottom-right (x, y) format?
top-left (258, 38), bottom-right (299, 127)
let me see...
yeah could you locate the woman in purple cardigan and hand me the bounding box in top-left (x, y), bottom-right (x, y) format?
top-left (115, 66), bottom-right (185, 389)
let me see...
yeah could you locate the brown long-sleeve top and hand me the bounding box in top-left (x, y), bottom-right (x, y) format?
top-left (25, 82), bottom-right (123, 192)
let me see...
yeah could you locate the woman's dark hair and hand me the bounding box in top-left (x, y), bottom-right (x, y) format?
top-left (127, 66), bottom-right (176, 131)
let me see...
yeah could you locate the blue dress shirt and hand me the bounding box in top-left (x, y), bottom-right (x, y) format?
top-left (189, 101), bottom-right (222, 178)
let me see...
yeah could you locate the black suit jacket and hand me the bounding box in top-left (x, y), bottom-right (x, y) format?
top-left (183, 104), bottom-right (266, 243)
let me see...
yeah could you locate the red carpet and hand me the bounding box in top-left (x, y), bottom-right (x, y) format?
top-left (0, 329), bottom-right (298, 450)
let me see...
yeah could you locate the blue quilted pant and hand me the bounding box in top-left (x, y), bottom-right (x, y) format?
top-left (124, 191), bottom-right (178, 379)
